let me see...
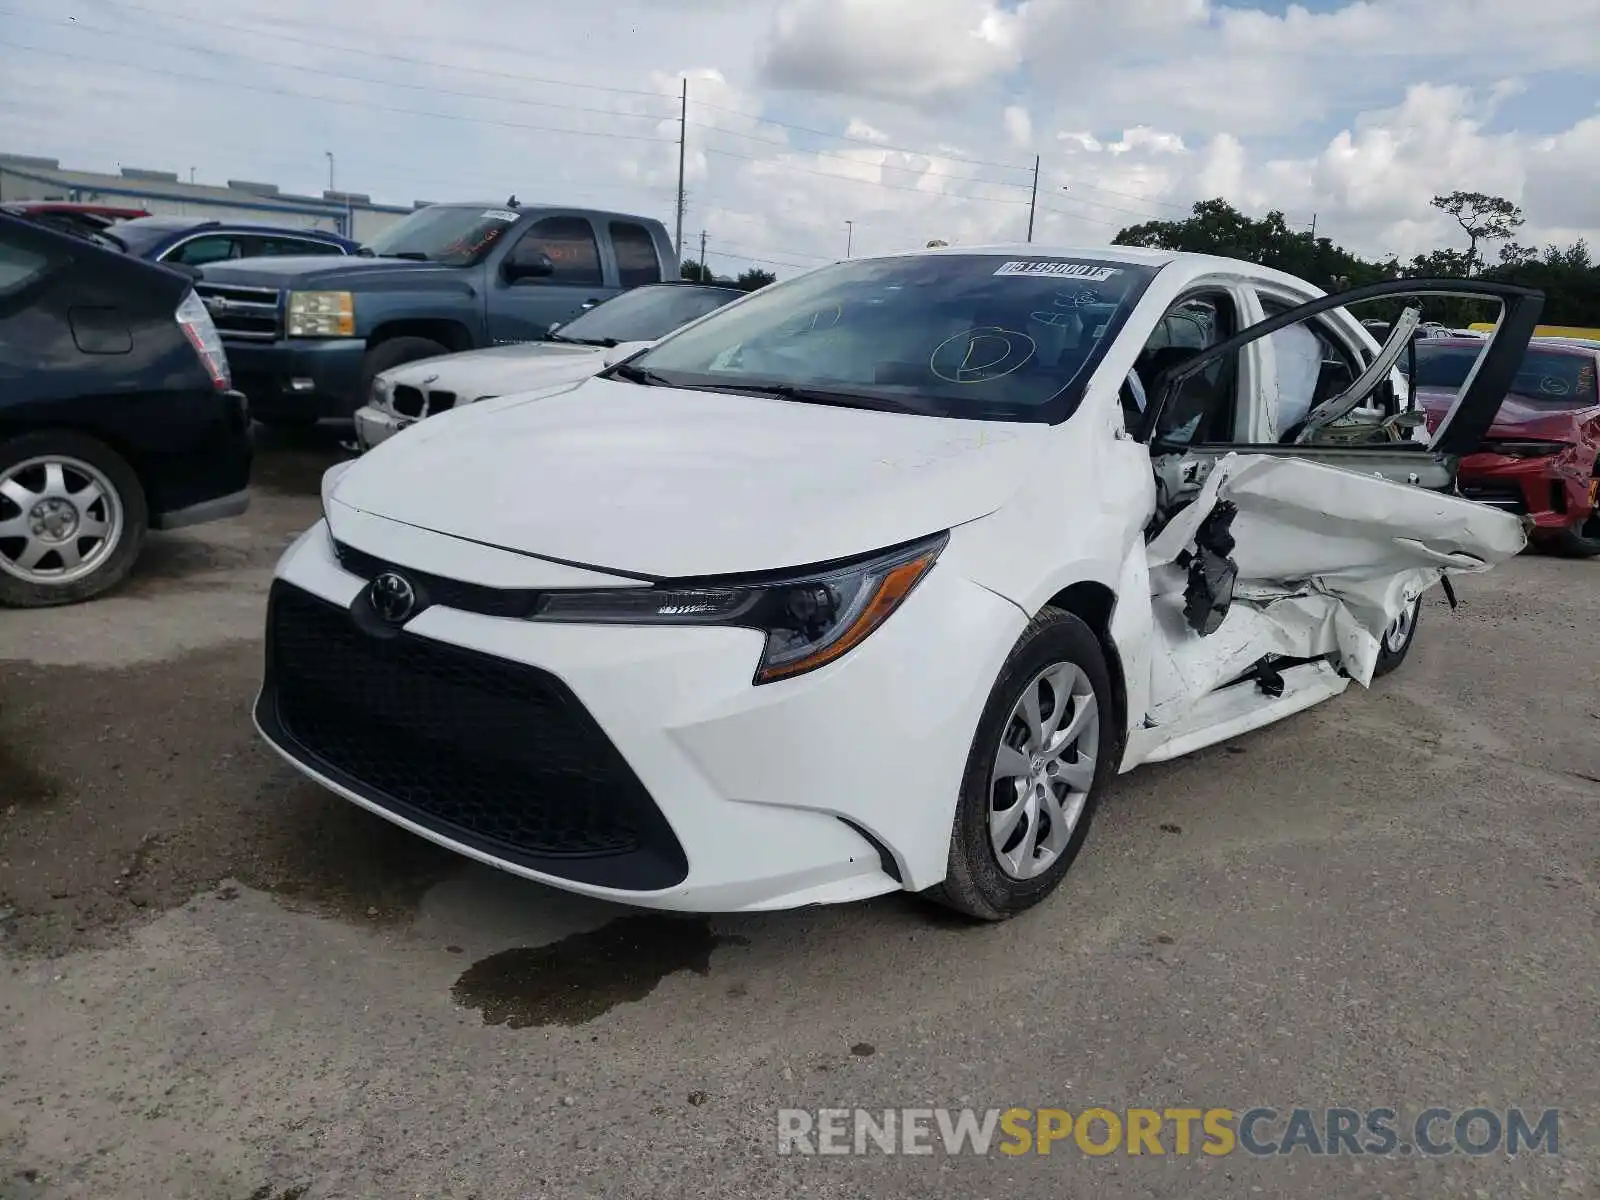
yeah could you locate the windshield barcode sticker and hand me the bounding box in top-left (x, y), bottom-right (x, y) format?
top-left (483, 209), bottom-right (521, 222)
top-left (994, 261), bottom-right (1120, 281)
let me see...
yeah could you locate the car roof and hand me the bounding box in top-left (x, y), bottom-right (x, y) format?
top-left (112, 215), bottom-right (348, 238)
top-left (858, 241), bottom-right (1334, 292)
top-left (427, 202), bottom-right (669, 226)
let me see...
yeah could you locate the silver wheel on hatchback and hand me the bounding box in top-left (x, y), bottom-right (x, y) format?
top-left (0, 454), bottom-right (125, 586)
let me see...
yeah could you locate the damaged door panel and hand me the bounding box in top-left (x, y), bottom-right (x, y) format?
top-left (1140, 278), bottom-right (1544, 510)
top-left (1118, 278), bottom-right (1541, 772)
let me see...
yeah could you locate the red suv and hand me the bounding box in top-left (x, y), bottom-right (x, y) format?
top-left (1414, 337), bottom-right (1600, 557)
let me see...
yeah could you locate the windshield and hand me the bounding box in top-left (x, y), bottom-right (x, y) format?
top-left (1413, 343), bottom-right (1599, 407)
top-left (554, 284), bottom-right (739, 346)
top-left (363, 205), bottom-right (521, 266)
top-left (626, 254), bottom-right (1159, 422)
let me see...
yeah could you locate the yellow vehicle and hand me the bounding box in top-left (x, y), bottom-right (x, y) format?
top-left (1468, 322), bottom-right (1600, 340)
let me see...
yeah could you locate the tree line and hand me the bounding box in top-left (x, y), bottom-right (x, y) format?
top-left (680, 261), bottom-right (778, 291)
top-left (1113, 191), bottom-right (1598, 327)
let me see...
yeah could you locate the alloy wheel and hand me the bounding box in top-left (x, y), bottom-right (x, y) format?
top-left (989, 661), bottom-right (1100, 881)
top-left (1384, 600), bottom-right (1419, 654)
top-left (0, 455), bottom-right (124, 586)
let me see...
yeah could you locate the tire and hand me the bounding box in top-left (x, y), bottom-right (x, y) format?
top-left (360, 336), bottom-right (450, 400)
top-left (1549, 463), bottom-right (1600, 559)
top-left (924, 607), bottom-right (1118, 921)
top-left (0, 431), bottom-right (148, 608)
top-left (1372, 596), bottom-right (1422, 678)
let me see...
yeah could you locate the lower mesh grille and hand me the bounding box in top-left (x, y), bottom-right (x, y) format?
top-left (257, 582), bottom-right (687, 889)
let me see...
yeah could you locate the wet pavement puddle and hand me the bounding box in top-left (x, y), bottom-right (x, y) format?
top-left (451, 914), bottom-right (748, 1028)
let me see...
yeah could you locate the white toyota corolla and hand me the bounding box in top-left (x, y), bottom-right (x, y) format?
top-left (256, 245), bottom-right (1541, 919)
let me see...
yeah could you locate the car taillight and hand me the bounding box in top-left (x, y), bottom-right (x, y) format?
top-left (175, 289), bottom-right (231, 391)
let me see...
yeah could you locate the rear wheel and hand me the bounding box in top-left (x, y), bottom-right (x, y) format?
top-left (1372, 596), bottom-right (1422, 678)
top-left (0, 431), bottom-right (147, 608)
top-left (1550, 462), bottom-right (1600, 559)
top-left (924, 608), bottom-right (1117, 921)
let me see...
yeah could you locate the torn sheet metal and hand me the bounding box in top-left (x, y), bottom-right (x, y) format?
top-left (1144, 452), bottom-right (1526, 719)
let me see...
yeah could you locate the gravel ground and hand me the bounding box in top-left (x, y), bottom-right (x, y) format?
top-left (1, 427), bottom-right (1596, 1199)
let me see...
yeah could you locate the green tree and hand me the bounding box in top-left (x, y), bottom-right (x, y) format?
top-left (736, 267), bottom-right (777, 291)
top-left (679, 258), bottom-right (713, 283)
top-left (1430, 191), bottom-right (1525, 275)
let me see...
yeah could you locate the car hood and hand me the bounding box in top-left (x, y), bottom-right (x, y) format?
top-left (383, 341), bottom-right (605, 401)
top-left (329, 375), bottom-right (1050, 577)
top-left (197, 255), bottom-right (458, 288)
top-left (1416, 387), bottom-right (1590, 440)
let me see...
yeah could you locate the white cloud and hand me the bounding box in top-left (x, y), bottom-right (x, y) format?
top-left (1003, 106), bottom-right (1032, 150)
top-left (0, 0), bottom-right (1594, 277)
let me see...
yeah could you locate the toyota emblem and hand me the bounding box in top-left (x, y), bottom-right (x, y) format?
top-left (369, 572), bottom-right (417, 623)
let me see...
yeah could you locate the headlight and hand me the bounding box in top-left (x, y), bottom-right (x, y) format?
top-left (320, 459), bottom-right (355, 523)
top-left (369, 373), bottom-right (393, 409)
top-left (532, 533), bottom-right (948, 684)
top-left (287, 290), bottom-right (355, 337)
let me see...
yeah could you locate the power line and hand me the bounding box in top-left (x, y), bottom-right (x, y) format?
top-left (0, 40), bottom-right (678, 145)
top-left (63, 0), bottom-right (672, 100)
top-left (685, 120), bottom-right (1033, 185)
top-left (3, 10), bottom-right (677, 124)
top-left (701, 146), bottom-right (1034, 205)
top-left (705, 238), bottom-right (830, 264)
top-left (701, 246), bottom-right (824, 271)
top-left (688, 99), bottom-right (1037, 174)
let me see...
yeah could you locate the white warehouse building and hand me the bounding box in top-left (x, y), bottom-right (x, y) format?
top-left (0, 152), bottom-right (423, 241)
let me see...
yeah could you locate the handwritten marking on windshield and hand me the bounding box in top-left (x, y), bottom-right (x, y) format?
top-left (929, 327), bottom-right (1036, 384)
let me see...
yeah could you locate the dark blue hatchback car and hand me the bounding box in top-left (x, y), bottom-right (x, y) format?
top-left (106, 216), bottom-right (359, 267)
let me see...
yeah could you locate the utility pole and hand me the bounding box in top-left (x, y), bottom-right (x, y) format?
top-left (674, 79), bottom-right (688, 263)
top-left (1026, 155), bottom-right (1040, 242)
top-left (325, 151), bottom-right (334, 192)
top-left (845, 219), bottom-right (853, 258)
top-left (1309, 212), bottom-right (1317, 239)
top-left (698, 229), bottom-right (708, 281)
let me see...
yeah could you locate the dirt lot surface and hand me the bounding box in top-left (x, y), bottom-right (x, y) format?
top-left (1, 427), bottom-right (1597, 1199)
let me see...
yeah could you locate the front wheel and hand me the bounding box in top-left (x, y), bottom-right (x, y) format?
top-left (924, 607), bottom-right (1117, 921)
top-left (360, 336), bottom-right (450, 400)
top-left (0, 431), bottom-right (148, 608)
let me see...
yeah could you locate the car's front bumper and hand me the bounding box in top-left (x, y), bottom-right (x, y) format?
top-left (352, 404), bottom-right (412, 452)
top-left (227, 338), bottom-right (367, 421)
top-left (1457, 447), bottom-right (1597, 539)
top-left (254, 517), bottom-right (1026, 912)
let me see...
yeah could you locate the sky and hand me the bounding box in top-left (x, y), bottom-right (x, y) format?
top-left (1, 0), bottom-right (1597, 277)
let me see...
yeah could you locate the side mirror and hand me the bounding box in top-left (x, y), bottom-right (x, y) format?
top-left (504, 252), bottom-right (555, 283)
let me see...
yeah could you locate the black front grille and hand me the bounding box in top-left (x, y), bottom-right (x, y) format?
top-left (257, 582), bottom-right (688, 889)
top-left (332, 541), bottom-right (541, 619)
top-left (428, 389), bottom-right (457, 413)
top-left (391, 384), bottom-right (425, 418)
top-left (1459, 482), bottom-right (1526, 513)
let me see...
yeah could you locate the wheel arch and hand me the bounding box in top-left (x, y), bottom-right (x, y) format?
top-left (0, 418), bottom-right (151, 507)
top-left (1041, 580), bottom-right (1128, 759)
top-left (368, 319), bottom-right (474, 353)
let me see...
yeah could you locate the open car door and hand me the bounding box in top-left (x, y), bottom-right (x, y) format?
top-left (1116, 279), bottom-right (1544, 771)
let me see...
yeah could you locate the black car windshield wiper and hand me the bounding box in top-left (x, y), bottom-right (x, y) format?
top-left (382, 250), bottom-right (429, 261)
top-left (549, 334), bottom-right (620, 347)
top-left (609, 361), bottom-right (674, 386)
